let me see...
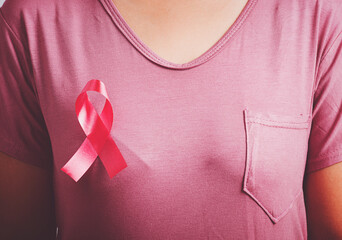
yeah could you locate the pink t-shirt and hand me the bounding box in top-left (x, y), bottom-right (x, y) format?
top-left (1, 0), bottom-right (342, 239)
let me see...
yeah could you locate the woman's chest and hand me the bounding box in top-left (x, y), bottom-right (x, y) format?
top-left (29, 2), bottom-right (317, 227)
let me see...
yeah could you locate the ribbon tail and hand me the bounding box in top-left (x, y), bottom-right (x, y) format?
top-left (99, 136), bottom-right (127, 179)
top-left (61, 138), bottom-right (98, 182)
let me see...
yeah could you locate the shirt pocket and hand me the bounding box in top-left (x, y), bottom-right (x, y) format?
top-left (242, 108), bottom-right (312, 224)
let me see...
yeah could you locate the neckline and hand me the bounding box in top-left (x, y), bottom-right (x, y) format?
top-left (99, 0), bottom-right (257, 70)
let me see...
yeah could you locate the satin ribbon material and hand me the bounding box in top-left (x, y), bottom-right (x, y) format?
top-left (61, 79), bottom-right (127, 182)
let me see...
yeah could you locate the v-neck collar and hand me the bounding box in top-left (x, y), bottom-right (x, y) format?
top-left (98, 0), bottom-right (257, 70)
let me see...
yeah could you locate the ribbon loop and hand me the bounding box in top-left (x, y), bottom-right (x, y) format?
top-left (61, 79), bottom-right (127, 182)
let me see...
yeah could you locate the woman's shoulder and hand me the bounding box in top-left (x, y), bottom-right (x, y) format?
top-left (1, 0), bottom-right (56, 20)
top-left (276, 0), bottom-right (342, 58)
top-left (307, 0), bottom-right (342, 56)
top-left (0, 0), bottom-right (95, 42)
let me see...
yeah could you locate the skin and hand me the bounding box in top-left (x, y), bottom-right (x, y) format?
top-left (303, 162), bottom-right (342, 239)
top-left (0, 151), bottom-right (56, 239)
top-left (111, 0), bottom-right (249, 64)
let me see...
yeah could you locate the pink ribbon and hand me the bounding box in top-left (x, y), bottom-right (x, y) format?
top-left (61, 79), bottom-right (127, 182)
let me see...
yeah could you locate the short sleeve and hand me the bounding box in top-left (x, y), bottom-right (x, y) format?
top-left (305, 31), bottom-right (342, 175)
top-left (0, 10), bottom-right (53, 170)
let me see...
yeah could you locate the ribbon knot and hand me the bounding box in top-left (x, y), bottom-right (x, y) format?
top-left (61, 79), bottom-right (127, 182)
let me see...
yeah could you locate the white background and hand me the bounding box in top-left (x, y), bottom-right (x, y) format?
top-left (0, 0), bottom-right (5, 7)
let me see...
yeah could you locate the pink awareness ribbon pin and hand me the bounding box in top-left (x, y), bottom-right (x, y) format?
top-left (61, 79), bottom-right (127, 182)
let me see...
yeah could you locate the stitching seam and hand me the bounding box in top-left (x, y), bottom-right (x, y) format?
top-left (310, 149), bottom-right (342, 161)
top-left (319, 30), bottom-right (342, 66)
top-left (104, 0), bottom-right (257, 69)
top-left (247, 116), bottom-right (310, 124)
top-left (247, 121), bottom-right (309, 129)
top-left (0, 9), bottom-right (40, 103)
